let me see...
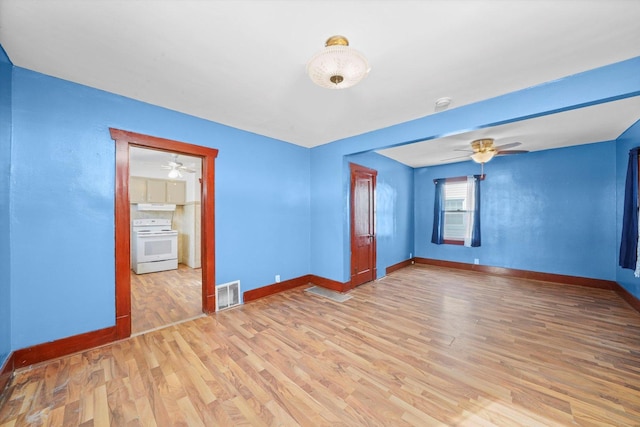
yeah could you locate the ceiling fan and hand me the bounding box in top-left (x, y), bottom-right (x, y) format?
top-left (445, 138), bottom-right (529, 164)
top-left (161, 154), bottom-right (195, 178)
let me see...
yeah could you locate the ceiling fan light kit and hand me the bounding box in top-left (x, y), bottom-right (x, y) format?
top-left (161, 153), bottom-right (196, 178)
top-left (307, 35), bottom-right (370, 89)
top-left (467, 138), bottom-right (529, 164)
top-left (470, 150), bottom-right (496, 164)
top-left (470, 138), bottom-right (497, 163)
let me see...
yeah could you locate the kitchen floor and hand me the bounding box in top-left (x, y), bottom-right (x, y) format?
top-left (130, 264), bottom-right (203, 334)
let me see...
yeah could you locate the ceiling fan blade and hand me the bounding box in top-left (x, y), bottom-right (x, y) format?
top-left (177, 165), bottom-right (196, 173)
top-left (160, 165), bottom-right (172, 170)
top-left (441, 154), bottom-right (471, 162)
top-left (496, 150), bottom-right (529, 155)
top-left (493, 142), bottom-right (522, 151)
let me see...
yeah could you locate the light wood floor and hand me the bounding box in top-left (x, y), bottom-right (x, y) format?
top-left (2, 265), bottom-right (640, 426)
top-left (131, 264), bottom-right (203, 335)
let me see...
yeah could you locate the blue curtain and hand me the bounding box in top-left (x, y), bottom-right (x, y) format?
top-left (620, 147), bottom-right (640, 269)
top-left (469, 175), bottom-right (482, 247)
top-left (431, 179), bottom-right (445, 244)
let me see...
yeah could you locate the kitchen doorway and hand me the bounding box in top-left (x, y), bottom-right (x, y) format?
top-left (129, 146), bottom-right (204, 334)
top-left (111, 128), bottom-right (218, 340)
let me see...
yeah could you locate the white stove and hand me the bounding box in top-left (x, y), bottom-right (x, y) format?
top-left (131, 219), bottom-right (178, 274)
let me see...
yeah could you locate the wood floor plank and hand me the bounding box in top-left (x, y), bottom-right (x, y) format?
top-left (3, 265), bottom-right (640, 425)
top-left (93, 384), bottom-right (110, 427)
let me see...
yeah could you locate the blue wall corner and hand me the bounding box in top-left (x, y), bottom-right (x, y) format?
top-left (0, 45), bottom-right (12, 366)
top-left (309, 146), bottom-right (346, 281)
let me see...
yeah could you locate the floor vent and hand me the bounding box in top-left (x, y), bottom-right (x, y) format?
top-left (216, 280), bottom-right (241, 311)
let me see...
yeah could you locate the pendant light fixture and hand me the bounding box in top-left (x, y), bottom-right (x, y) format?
top-left (307, 35), bottom-right (370, 89)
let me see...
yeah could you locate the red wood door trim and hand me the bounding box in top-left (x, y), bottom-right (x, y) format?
top-left (110, 128), bottom-right (218, 340)
top-left (349, 162), bottom-right (377, 289)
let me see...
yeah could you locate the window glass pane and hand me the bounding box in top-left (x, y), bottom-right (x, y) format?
top-left (444, 182), bottom-right (467, 210)
top-left (444, 199), bottom-right (464, 210)
top-left (444, 212), bottom-right (467, 240)
top-left (443, 180), bottom-right (469, 240)
top-left (446, 212), bottom-right (464, 225)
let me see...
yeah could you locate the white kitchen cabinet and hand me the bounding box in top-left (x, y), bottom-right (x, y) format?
top-left (166, 180), bottom-right (186, 204)
top-left (129, 177), bottom-right (186, 205)
top-left (129, 177), bottom-right (147, 203)
top-left (146, 179), bottom-right (167, 203)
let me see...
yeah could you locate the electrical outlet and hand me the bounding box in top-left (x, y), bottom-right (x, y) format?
top-left (474, 258), bottom-right (479, 265)
top-left (275, 275), bottom-right (281, 283)
top-left (409, 252), bottom-right (413, 259)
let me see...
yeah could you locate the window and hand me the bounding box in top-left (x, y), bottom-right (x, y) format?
top-left (443, 180), bottom-right (468, 243)
top-left (431, 175), bottom-right (482, 247)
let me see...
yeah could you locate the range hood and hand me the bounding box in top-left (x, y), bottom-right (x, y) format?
top-left (137, 203), bottom-right (176, 212)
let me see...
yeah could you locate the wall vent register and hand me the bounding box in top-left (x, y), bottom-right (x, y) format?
top-left (216, 280), bottom-right (241, 311)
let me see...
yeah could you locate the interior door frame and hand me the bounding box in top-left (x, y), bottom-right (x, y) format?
top-left (349, 162), bottom-right (377, 289)
top-left (110, 128), bottom-right (218, 339)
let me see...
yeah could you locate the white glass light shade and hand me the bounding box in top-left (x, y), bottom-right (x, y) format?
top-left (167, 169), bottom-right (180, 179)
top-left (307, 44), bottom-right (370, 89)
top-left (470, 151), bottom-right (495, 164)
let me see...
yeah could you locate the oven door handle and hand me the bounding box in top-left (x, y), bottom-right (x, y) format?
top-left (136, 232), bottom-right (177, 238)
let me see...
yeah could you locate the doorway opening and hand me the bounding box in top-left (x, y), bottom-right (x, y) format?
top-left (129, 147), bottom-right (204, 334)
top-left (111, 128), bottom-right (218, 340)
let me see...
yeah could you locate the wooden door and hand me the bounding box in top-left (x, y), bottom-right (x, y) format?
top-left (350, 163), bottom-right (377, 288)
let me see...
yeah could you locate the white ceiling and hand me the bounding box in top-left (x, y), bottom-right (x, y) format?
top-left (1, 0), bottom-right (640, 163)
top-left (129, 146), bottom-right (202, 175)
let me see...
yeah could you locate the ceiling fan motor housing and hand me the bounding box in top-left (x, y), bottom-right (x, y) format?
top-left (471, 138), bottom-right (496, 153)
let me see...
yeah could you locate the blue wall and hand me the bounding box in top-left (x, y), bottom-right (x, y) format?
top-left (0, 47), bottom-right (12, 367)
top-left (10, 67), bottom-right (310, 350)
top-left (345, 152), bottom-right (414, 278)
top-left (616, 118), bottom-right (640, 299)
top-left (414, 142), bottom-right (616, 280)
